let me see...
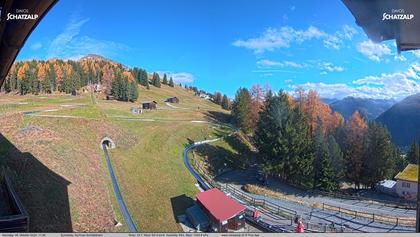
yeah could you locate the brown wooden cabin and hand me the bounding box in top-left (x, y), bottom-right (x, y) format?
top-left (142, 101), bottom-right (157, 110)
top-left (165, 97), bottom-right (179, 103)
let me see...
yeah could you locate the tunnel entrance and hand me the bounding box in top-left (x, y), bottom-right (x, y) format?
top-left (100, 137), bottom-right (116, 149)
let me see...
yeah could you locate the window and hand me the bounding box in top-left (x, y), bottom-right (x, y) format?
top-left (402, 182), bottom-right (411, 188)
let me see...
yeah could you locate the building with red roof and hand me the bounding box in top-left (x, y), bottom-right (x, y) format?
top-left (196, 188), bottom-right (246, 232)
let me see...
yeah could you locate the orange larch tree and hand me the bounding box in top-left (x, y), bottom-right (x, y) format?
top-left (344, 111), bottom-right (368, 189)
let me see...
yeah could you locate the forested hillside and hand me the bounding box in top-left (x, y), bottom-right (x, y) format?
top-left (3, 55), bottom-right (141, 101)
top-left (231, 87), bottom-right (406, 190)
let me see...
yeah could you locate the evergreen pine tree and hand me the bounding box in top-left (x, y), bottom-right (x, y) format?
top-left (362, 122), bottom-right (397, 188)
top-left (255, 91), bottom-right (314, 189)
top-left (152, 72), bottom-right (161, 88)
top-left (169, 77), bottom-right (174, 87)
top-left (232, 88), bottom-right (253, 134)
top-left (162, 74), bottom-right (168, 85)
top-left (406, 140), bottom-right (420, 164)
top-left (317, 152), bottom-right (337, 192)
top-left (140, 69), bottom-right (148, 86)
top-left (128, 80), bottom-right (139, 102)
top-left (313, 121), bottom-right (338, 191)
top-left (221, 94), bottom-right (229, 110)
top-left (327, 135), bottom-right (345, 180)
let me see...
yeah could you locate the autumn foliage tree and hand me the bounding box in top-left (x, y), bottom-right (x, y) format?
top-left (4, 57), bottom-right (140, 101)
top-left (343, 111), bottom-right (367, 188)
top-left (297, 89), bottom-right (343, 135)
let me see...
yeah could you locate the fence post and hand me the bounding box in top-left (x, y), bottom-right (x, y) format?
top-left (355, 211), bottom-right (357, 218)
top-left (396, 218), bottom-right (399, 226)
top-left (338, 207), bottom-right (341, 213)
top-left (373, 213), bottom-right (375, 221)
top-left (322, 203), bottom-right (325, 210)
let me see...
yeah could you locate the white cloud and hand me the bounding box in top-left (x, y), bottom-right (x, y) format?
top-left (257, 59), bottom-right (306, 68)
top-left (284, 79), bottom-right (293, 84)
top-left (170, 72), bottom-right (195, 83)
top-left (323, 35), bottom-right (341, 50)
top-left (257, 59), bottom-right (284, 67)
top-left (157, 71), bottom-right (195, 83)
top-left (30, 42), bottom-right (42, 50)
top-left (292, 63), bottom-right (420, 100)
top-left (411, 50), bottom-right (420, 58)
top-left (341, 25), bottom-right (358, 40)
top-left (394, 54), bottom-right (407, 61)
top-left (323, 25), bottom-right (358, 50)
top-left (252, 69), bottom-right (304, 74)
top-left (233, 25), bottom-right (358, 53)
top-left (256, 59), bottom-right (344, 75)
top-left (357, 40), bottom-right (391, 62)
top-left (47, 17), bottom-right (129, 59)
top-left (319, 62), bottom-right (344, 72)
top-left (232, 26), bottom-right (325, 53)
top-left (291, 82), bottom-right (358, 99)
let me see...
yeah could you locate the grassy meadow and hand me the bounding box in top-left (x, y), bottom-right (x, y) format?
top-left (0, 84), bottom-right (230, 232)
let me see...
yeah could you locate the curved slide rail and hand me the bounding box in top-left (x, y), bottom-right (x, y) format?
top-left (183, 137), bottom-right (295, 233)
top-left (102, 144), bottom-right (138, 232)
top-left (183, 138), bottom-right (222, 191)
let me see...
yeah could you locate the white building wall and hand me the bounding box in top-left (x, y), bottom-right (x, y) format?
top-left (395, 180), bottom-right (418, 200)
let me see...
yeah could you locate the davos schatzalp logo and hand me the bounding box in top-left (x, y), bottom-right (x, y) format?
top-left (382, 9), bottom-right (414, 21)
top-left (6, 9), bottom-right (38, 21)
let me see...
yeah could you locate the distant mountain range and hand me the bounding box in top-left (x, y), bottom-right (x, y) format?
top-left (376, 93), bottom-right (420, 148)
top-left (328, 97), bottom-right (396, 121)
top-left (324, 95), bottom-right (420, 148)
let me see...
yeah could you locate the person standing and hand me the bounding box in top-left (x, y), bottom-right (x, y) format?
top-left (295, 216), bottom-right (305, 233)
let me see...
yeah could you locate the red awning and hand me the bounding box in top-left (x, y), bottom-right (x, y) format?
top-left (196, 188), bottom-right (246, 222)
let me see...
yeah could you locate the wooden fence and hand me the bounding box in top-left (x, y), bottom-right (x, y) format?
top-left (187, 150), bottom-right (394, 233)
top-left (312, 189), bottom-right (416, 210)
top-left (321, 203), bottom-right (416, 227)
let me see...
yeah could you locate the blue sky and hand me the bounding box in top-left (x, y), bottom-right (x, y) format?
top-left (17, 0), bottom-right (420, 100)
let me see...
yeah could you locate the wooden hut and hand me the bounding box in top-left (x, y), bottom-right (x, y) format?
top-left (196, 188), bottom-right (245, 232)
top-left (165, 97), bottom-right (180, 103)
top-left (142, 101), bottom-right (157, 110)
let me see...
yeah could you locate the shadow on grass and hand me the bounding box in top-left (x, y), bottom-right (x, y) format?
top-left (193, 135), bottom-right (255, 174)
top-left (204, 111), bottom-right (232, 125)
top-left (170, 194), bottom-right (195, 223)
top-left (0, 133), bottom-right (72, 232)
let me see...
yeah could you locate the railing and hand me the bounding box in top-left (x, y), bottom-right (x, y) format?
top-left (321, 203), bottom-right (416, 227)
top-left (312, 189), bottom-right (416, 210)
top-left (187, 146), bottom-right (360, 233)
top-left (222, 184), bottom-right (297, 218)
